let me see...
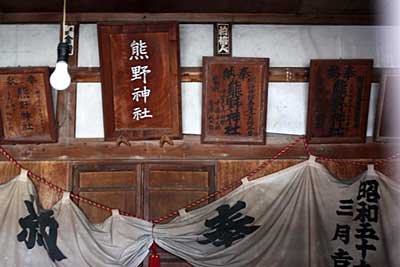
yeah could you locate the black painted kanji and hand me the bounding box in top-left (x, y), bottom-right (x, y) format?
top-left (198, 200), bottom-right (260, 248)
top-left (332, 224), bottom-right (351, 244)
top-left (17, 197), bottom-right (66, 262)
top-left (331, 248), bottom-right (353, 267)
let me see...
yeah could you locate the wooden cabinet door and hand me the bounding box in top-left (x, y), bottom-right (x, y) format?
top-left (143, 162), bottom-right (216, 267)
top-left (72, 163), bottom-right (142, 223)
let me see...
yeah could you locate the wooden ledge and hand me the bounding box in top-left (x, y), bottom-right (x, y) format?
top-left (0, 135), bottom-right (397, 161)
top-left (69, 67), bottom-right (384, 83)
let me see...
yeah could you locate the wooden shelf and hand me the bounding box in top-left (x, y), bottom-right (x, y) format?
top-left (69, 67), bottom-right (384, 83)
top-left (0, 135), bottom-right (397, 161)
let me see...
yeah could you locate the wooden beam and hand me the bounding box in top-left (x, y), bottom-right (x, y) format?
top-left (70, 67), bottom-right (385, 83)
top-left (0, 135), bottom-right (397, 161)
top-left (1, 12), bottom-right (377, 25)
top-left (56, 24), bottom-right (79, 143)
top-left (70, 67), bottom-right (100, 82)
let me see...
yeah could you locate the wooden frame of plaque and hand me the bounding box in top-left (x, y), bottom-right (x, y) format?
top-left (374, 69), bottom-right (400, 142)
top-left (98, 22), bottom-right (182, 141)
top-left (0, 67), bottom-right (57, 144)
top-left (201, 56), bottom-right (269, 145)
top-left (306, 59), bottom-right (373, 144)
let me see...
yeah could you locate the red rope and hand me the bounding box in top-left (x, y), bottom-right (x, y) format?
top-left (153, 136), bottom-right (304, 223)
top-left (0, 146), bottom-right (123, 216)
top-left (1, 137), bottom-right (398, 224)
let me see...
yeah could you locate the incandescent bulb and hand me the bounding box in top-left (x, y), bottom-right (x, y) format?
top-left (50, 42), bottom-right (71, 90)
top-left (50, 61), bottom-right (71, 90)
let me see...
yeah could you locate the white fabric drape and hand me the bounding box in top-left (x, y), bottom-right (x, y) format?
top-left (0, 158), bottom-right (399, 266)
top-left (154, 158), bottom-right (400, 267)
top-left (0, 170), bottom-right (153, 267)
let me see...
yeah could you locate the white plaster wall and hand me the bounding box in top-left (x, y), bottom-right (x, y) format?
top-left (232, 26), bottom-right (384, 67)
top-left (78, 24), bottom-right (100, 67)
top-left (181, 82), bottom-right (202, 134)
top-left (75, 83), bottom-right (104, 138)
top-left (232, 25), bottom-right (389, 136)
top-left (0, 24), bottom-right (392, 138)
top-left (0, 25), bottom-right (59, 67)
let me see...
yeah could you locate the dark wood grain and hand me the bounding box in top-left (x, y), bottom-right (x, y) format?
top-left (0, 161), bottom-right (70, 209)
top-left (0, 12), bottom-right (376, 25)
top-left (0, 67), bottom-right (57, 144)
top-left (306, 59), bottom-right (373, 144)
top-left (0, 135), bottom-right (397, 161)
top-left (57, 23), bottom-right (79, 144)
top-left (72, 163), bottom-right (142, 223)
top-left (98, 22), bottom-right (182, 141)
top-left (201, 57), bottom-right (269, 145)
top-left (69, 67), bottom-right (384, 83)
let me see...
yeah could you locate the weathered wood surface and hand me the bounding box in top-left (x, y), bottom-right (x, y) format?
top-left (0, 161), bottom-right (70, 208)
top-left (57, 24), bottom-right (79, 144)
top-left (98, 22), bottom-right (182, 140)
top-left (201, 57), bottom-right (269, 144)
top-left (218, 159), bottom-right (400, 191)
top-left (0, 13), bottom-right (376, 25)
top-left (0, 135), bottom-right (397, 161)
top-left (306, 59), bottom-right (373, 144)
top-left (0, 67), bottom-right (57, 144)
top-left (69, 67), bottom-right (384, 83)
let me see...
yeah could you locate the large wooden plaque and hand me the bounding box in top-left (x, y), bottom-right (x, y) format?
top-left (201, 57), bottom-right (269, 145)
top-left (374, 69), bottom-right (400, 142)
top-left (98, 22), bottom-right (182, 141)
top-left (307, 59), bottom-right (373, 144)
top-left (0, 67), bottom-right (57, 144)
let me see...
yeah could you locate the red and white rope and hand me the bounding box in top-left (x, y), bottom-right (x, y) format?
top-left (0, 136), bottom-right (398, 224)
top-left (153, 136), bottom-right (304, 223)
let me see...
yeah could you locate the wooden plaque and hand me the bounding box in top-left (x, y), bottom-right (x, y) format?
top-left (307, 59), bottom-right (373, 144)
top-left (201, 57), bottom-right (269, 145)
top-left (214, 23), bottom-right (232, 56)
top-left (98, 22), bottom-right (182, 141)
top-left (0, 67), bottom-right (57, 144)
top-left (374, 69), bottom-right (400, 142)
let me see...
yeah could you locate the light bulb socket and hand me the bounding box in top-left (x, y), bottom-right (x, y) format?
top-left (56, 42), bottom-right (71, 63)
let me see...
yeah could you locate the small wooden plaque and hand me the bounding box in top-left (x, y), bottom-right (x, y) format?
top-left (214, 23), bottom-right (232, 56)
top-left (98, 22), bottom-right (182, 141)
top-left (0, 67), bottom-right (57, 144)
top-left (201, 57), bottom-right (269, 145)
top-left (307, 59), bottom-right (373, 144)
top-left (374, 69), bottom-right (400, 142)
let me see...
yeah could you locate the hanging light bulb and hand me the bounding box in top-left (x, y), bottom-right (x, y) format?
top-left (50, 0), bottom-right (71, 91)
top-left (50, 42), bottom-right (71, 90)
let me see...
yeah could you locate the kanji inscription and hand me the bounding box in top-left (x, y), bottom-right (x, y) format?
top-left (98, 22), bottom-right (182, 140)
top-left (0, 68), bottom-right (57, 144)
top-left (201, 57), bottom-right (269, 145)
top-left (17, 196), bottom-right (66, 262)
top-left (307, 59), bottom-right (373, 144)
top-left (198, 200), bottom-right (260, 248)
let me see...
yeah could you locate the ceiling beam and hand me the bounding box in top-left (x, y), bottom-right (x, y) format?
top-left (0, 12), bottom-right (377, 25)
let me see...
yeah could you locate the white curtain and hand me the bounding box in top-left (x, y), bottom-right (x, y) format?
top-left (0, 158), bottom-right (399, 266)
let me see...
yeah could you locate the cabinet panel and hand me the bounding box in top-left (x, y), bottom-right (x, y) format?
top-left (149, 170), bottom-right (208, 189)
top-left (80, 171), bottom-right (136, 188)
top-left (149, 191), bottom-right (209, 219)
top-left (144, 162), bottom-right (215, 267)
top-left (79, 191), bottom-right (136, 223)
top-left (72, 163), bottom-right (141, 224)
